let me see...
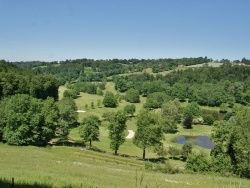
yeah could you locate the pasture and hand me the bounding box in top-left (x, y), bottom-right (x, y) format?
top-left (1, 143), bottom-right (250, 188)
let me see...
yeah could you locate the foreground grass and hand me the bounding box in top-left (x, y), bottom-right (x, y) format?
top-left (1, 143), bottom-right (250, 188)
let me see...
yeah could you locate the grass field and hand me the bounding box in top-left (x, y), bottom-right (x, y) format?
top-left (1, 143), bottom-right (250, 188)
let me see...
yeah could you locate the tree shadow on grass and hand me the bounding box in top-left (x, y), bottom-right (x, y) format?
top-left (145, 157), bottom-right (167, 163)
top-left (0, 178), bottom-right (52, 188)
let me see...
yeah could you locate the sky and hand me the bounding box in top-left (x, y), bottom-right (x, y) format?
top-left (0, 0), bottom-right (250, 62)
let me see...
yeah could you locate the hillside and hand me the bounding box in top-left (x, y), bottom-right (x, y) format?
top-left (1, 58), bottom-right (250, 187)
top-left (1, 143), bottom-right (249, 188)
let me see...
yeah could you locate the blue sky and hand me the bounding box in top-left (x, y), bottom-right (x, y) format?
top-left (0, 0), bottom-right (250, 61)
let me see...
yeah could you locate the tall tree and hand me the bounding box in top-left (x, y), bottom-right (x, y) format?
top-left (211, 108), bottom-right (250, 177)
top-left (56, 97), bottom-right (78, 141)
top-left (108, 110), bottom-right (127, 155)
top-left (161, 100), bottom-right (181, 133)
top-left (103, 91), bottom-right (117, 108)
top-left (133, 109), bottom-right (164, 160)
top-left (183, 102), bottom-right (201, 118)
top-left (125, 88), bottom-right (140, 103)
top-left (79, 115), bottom-right (101, 147)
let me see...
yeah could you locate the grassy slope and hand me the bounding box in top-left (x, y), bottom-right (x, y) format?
top-left (0, 143), bottom-right (249, 188)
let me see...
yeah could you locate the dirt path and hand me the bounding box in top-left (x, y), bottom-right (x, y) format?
top-left (126, 130), bottom-right (135, 139)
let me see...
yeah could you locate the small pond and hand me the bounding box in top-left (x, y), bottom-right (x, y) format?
top-left (173, 135), bottom-right (215, 149)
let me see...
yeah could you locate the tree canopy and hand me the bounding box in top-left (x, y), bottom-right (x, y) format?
top-left (133, 109), bottom-right (164, 160)
top-left (79, 115), bottom-right (101, 147)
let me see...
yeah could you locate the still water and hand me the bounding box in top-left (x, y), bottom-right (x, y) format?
top-left (174, 135), bottom-right (215, 149)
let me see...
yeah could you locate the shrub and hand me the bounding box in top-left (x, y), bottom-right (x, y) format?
top-left (211, 154), bottom-right (232, 175)
top-left (186, 152), bottom-right (211, 173)
top-left (181, 143), bottom-right (192, 160)
top-left (168, 146), bottom-right (181, 159)
top-left (154, 162), bottom-right (180, 174)
top-left (203, 114), bottom-right (215, 125)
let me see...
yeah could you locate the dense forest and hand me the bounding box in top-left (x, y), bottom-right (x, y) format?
top-left (1, 57), bottom-right (250, 178)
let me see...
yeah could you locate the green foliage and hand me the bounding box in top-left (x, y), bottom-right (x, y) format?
top-left (223, 112), bottom-right (234, 121)
top-left (203, 114), bottom-right (215, 125)
top-left (125, 88), bottom-right (140, 103)
top-left (231, 108), bottom-right (250, 177)
top-left (97, 99), bottom-right (101, 108)
top-left (91, 101), bottom-right (95, 109)
top-left (144, 92), bottom-right (171, 109)
top-left (56, 97), bottom-right (78, 141)
top-left (171, 83), bottom-right (188, 101)
top-left (102, 112), bottom-right (115, 121)
top-left (85, 104), bottom-right (88, 110)
top-left (108, 110), bottom-right (127, 155)
top-left (63, 89), bottom-right (78, 99)
top-left (123, 104), bottom-right (136, 117)
top-left (186, 152), bottom-right (211, 173)
top-left (0, 72), bottom-right (59, 100)
top-left (146, 161), bottom-right (180, 174)
top-left (154, 144), bottom-right (168, 157)
top-left (79, 115), bottom-right (101, 147)
top-left (219, 103), bottom-right (228, 113)
top-left (1, 94), bottom-right (59, 146)
top-left (168, 146), bottom-right (181, 159)
top-left (211, 109), bottom-right (250, 178)
top-left (211, 154), bottom-right (232, 175)
top-left (73, 82), bottom-right (97, 94)
top-left (184, 102), bottom-right (201, 118)
top-left (97, 89), bottom-right (104, 96)
top-left (133, 109), bottom-right (164, 159)
top-left (161, 100), bottom-right (181, 133)
top-left (57, 97), bottom-right (78, 128)
top-left (182, 115), bottom-right (193, 129)
top-left (103, 91), bottom-right (117, 108)
top-left (181, 143), bottom-right (193, 160)
top-left (97, 82), bottom-right (106, 90)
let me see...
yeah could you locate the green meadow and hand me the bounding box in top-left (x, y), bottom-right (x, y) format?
top-left (1, 143), bottom-right (250, 188)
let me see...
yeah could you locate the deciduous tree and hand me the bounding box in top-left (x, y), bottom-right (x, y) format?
top-left (103, 91), bottom-right (117, 108)
top-left (79, 115), bottom-right (101, 147)
top-left (133, 109), bottom-right (164, 160)
top-left (108, 110), bottom-right (127, 155)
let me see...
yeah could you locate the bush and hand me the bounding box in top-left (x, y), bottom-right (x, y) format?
top-left (168, 146), bottom-right (181, 159)
top-left (181, 143), bottom-right (192, 160)
top-left (203, 115), bottom-right (215, 125)
top-left (123, 104), bottom-right (136, 117)
top-left (63, 89), bottom-right (78, 99)
top-left (223, 112), bottom-right (234, 121)
top-left (186, 152), bottom-right (211, 173)
top-left (154, 162), bottom-right (180, 174)
top-left (211, 154), bottom-right (232, 175)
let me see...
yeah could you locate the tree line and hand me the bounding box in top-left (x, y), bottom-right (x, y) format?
top-left (114, 63), bottom-right (250, 107)
top-left (12, 57), bottom-right (211, 84)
